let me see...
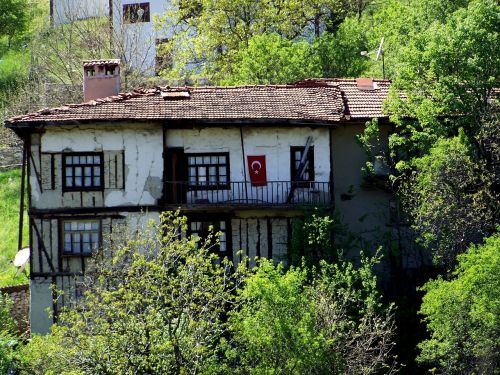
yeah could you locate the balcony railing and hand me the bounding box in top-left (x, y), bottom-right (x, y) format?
top-left (163, 181), bottom-right (332, 207)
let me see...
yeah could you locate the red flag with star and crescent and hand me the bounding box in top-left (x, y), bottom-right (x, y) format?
top-left (247, 155), bottom-right (267, 186)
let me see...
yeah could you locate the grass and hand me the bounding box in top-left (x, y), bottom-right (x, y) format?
top-left (0, 169), bottom-right (28, 287)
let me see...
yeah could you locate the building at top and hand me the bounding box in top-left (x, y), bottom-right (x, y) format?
top-left (6, 60), bottom-right (419, 334)
top-left (51, 0), bottom-right (172, 74)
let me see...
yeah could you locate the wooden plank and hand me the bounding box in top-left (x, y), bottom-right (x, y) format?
top-left (40, 153), bottom-right (53, 190)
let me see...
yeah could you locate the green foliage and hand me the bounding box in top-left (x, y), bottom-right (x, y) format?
top-left (0, 293), bottom-right (19, 374)
top-left (400, 135), bottom-right (497, 268)
top-left (386, 0), bottom-right (499, 148)
top-left (221, 33), bottom-right (320, 85)
top-left (229, 256), bottom-right (398, 374)
top-left (17, 212), bottom-right (397, 374)
top-left (0, 169), bottom-right (29, 287)
top-left (0, 0), bottom-right (30, 48)
top-left (19, 212), bottom-right (244, 374)
top-left (418, 232), bottom-right (500, 373)
top-left (161, 0), bottom-right (372, 82)
top-left (313, 17), bottom-right (368, 79)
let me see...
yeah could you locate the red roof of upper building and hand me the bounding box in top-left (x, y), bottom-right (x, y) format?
top-left (5, 79), bottom-right (394, 128)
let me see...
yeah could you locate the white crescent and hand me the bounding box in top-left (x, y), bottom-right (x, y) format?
top-left (251, 160), bottom-right (262, 170)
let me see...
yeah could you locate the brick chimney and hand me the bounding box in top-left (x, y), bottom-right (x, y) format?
top-left (83, 59), bottom-right (121, 102)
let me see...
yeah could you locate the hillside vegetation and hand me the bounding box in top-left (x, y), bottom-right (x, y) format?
top-left (0, 168), bottom-right (28, 287)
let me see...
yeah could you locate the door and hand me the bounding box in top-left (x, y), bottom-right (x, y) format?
top-left (165, 148), bottom-right (187, 204)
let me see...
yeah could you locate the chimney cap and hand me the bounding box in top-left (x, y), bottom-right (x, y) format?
top-left (83, 59), bottom-right (121, 68)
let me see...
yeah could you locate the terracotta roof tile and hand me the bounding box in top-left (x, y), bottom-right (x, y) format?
top-left (296, 78), bottom-right (392, 119)
top-left (5, 85), bottom-right (345, 127)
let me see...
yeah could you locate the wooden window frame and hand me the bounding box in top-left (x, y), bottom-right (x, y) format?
top-left (123, 2), bottom-right (151, 23)
top-left (186, 152), bottom-right (230, 190)
top-left (290, 146), bottom-right (315, 186)
top-left (62, 152), bottom-right (104, 192)
top-left (60, 219), bottom-right (101, 257)
top-left (187, 217), bottom-right (232, 258)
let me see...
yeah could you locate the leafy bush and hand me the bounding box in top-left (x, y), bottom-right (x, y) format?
top-left (229, 256), bottom-right (398, 374)
top-left (17, 212), bottom-right (398, 374)
top-left (418, 232), bottom-right (500, 373)
top-left (0, 293), bottom-right (19, 374)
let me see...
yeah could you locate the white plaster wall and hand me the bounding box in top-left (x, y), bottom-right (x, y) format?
top-left (52, 0), bottom-right (109, 25)
top-left (113, 0), bottom-right (174, 75)
top-left (165, 126), bottom-right (331, 204)
top-left (33, 123), bottom-right (163, 208)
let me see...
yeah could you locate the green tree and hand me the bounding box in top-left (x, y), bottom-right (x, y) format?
top-left (0, 0), bottom-right (30, 48)
top-left (400, 135), bottom-right (497, 268)
top-left (160, 0), bottom-right (373, 82)
top-left (222, 33), bottom-right (320, 85)
top-left (418, 232), bottom-right (500, 373)
top-left (229, 256), bottom-right (398, 374)
top-left (19, 212), bottom-right (244, 374)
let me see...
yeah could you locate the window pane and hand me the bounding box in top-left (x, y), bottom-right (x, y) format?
top-left (71, 222), bottom-right (78, 230)
top-left (189, 167), bottom-right (196, 177)
top-left (87, 156), bottom-right (94, 164)
top-left (94, 177), bottom-right (101, 186)
top-left (91, 233), bottom-right (99, 244)
top-left (94, 155), bottom-right (101, 164)
top-left (82, 233), bottom-right (90, 243)
top-left (66, 177), bottom-right (73, 187)
top-left (65, 156), bottom-right (73, 165)
top-left (219, 156), bottom-right (226, 164)
top-left (84, 223), bottom-right (92, 230)
top-left (84, 177), bottom-right (92, 186)
top-left (219, 221), bottom-right (226, 230)
top-left (209, 166), bottom-right (216, 176)
top-left (77, 222), bottom-right (85, 230)
top-left (91, 222), bottom-right (99, 230)
top-left (219, 166), bottom-right (226, 175)
top-left (64, 242), bottom-right (72, 252)
top-left (211, 156), bottom-right (218, 163)
top-left (84, 166), bottom-right (92, 176)
top-left (94, 166), bottom-right (101, 177)
top-left (198, 167), bottom-right (206, 177)
top-left (188, 157), bottom-right (195, 164)
top-left (66, 167), bottom-right (73, 176)
top-left (219, 175), bottom-right (227, 183)
top-left (64, 233), bottom-right (71, 243)
top-left (64, 223), bottom-right (71, 230)
top-left (203, 156), bottom-right (210, 164)
top-left (196, 156), bottom-right (202, 164)
top-left (75, 167), bottom-right (82, 176)
top-left (82, 242), bottom-right (91, 253)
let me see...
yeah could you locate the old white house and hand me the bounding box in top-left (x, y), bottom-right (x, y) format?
top-left (6, 61), bottom-right (400, 333)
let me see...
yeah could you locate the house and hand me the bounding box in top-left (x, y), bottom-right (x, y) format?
top-left (51, 0), bottom-right (172, 74)
top-left (5, 60), bottom-right (399, 334)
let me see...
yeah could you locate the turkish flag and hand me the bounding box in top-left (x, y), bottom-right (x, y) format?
top-left (247, 155), bottom-right (267, 186)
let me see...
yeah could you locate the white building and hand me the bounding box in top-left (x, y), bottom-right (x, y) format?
top-left (6, 62), bottom-right (409, 333)
top-left (52, 0), bottom-right (172, 74)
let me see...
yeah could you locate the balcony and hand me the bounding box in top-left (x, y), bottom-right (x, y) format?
top-left (163, 181), bottom-right (332, 209)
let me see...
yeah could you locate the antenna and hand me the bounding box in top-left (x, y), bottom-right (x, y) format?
top-left (376, 37), bottom-right (384, 61)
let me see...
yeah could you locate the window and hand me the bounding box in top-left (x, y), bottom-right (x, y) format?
top-left (187, 153), bottom-right (229, 189)
top-left (188, 219), bottom-right (230, 256)
top-left (290, 146), bottom-right (315, 183)
top-left (123, 3), bottom-right (150, 23)
top-left (62, 220), bottom-right (100, 255)
top-left (63, 153), bottom-right (103, 191)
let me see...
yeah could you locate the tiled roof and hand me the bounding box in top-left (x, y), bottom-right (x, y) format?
top-left (5, 79), bottom-right (396, 128)
top-left (83, 59), bottom-right (120, 67)
top-left (6, 85), bottom-right (345, 127)
top-left (296, 78), bottom-right (392, 119)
